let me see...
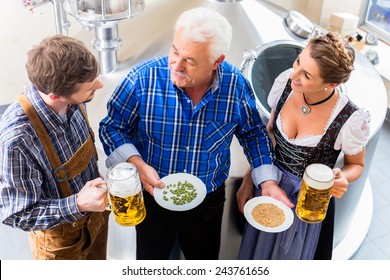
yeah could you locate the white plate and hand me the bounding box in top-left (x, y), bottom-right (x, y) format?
top-left (154, 173), bottom-right (207, 211)
top-left (244, 196), bottom-right (294, 233)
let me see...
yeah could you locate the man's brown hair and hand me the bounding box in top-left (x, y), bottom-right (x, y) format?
top-left (26, 35), bottom-right (99, 97)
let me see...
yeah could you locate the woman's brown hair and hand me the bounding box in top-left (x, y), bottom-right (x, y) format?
top-left (308, 31), bottom-right (355, 84)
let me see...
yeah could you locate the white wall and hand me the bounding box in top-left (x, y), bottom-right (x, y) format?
top-left (0, 0), bottom-right (81, 105)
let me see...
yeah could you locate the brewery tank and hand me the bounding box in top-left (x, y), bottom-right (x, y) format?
top-left (70, 0), bottom-right (387, 259)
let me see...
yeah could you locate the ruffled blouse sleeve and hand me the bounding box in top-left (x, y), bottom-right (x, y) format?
top-left (335, 107), bottom-right (371, 155)
top-left (267, 68), bottom-right (294, 111)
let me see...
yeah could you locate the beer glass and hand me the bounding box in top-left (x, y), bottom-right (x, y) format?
top-left (296, 163), bottom-right (334, 224)
top-left (106, 162), bottom-right (146, 226)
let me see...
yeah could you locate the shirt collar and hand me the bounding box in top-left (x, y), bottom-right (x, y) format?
top-left (211, 67), bottom-right (220, 92)
top-left (26, 83), bottom-right (79, 130)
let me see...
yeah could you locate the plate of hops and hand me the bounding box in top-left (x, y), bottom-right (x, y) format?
top-left (154, 173), bottom-right (207, 211)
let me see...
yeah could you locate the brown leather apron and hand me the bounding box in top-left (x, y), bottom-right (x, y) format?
top-left (18, 94), bottom-right (109, 260)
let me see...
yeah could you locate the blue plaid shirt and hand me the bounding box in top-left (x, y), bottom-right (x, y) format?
top-left (0, 84), bottom-right (99, 231)
top-left (99, 56), bottom-right (278, 193)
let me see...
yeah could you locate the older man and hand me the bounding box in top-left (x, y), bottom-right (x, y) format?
top-left (99, 7), bottom-right (279, 260)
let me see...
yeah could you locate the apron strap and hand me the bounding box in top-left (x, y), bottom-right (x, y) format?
top-left (17, 93), bottom-right (97, 198)
top-left (78, 104), bottom-right (98, 161)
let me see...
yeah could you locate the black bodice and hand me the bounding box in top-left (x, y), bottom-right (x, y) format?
top-left (273, 80), bottom-right (358, 178)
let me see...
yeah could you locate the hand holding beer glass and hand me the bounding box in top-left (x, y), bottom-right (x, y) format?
top-left (106, 162), bottom-right (146, 226)
top-left (296, 163), bottom-right (334, 224)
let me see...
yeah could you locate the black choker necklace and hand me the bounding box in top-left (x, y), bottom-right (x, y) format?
top-left (301, 89), bottom-right (336, 116)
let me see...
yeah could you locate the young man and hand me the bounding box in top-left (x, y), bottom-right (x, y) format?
top-left (0, 35), bottom-right (109, 260)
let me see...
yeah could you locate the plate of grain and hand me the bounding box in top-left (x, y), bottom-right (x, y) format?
top-left (244, 196), bottom-right (294, 232)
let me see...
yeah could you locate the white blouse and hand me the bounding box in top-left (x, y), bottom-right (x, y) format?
top-left (267, 69), bottom-right (370, 156)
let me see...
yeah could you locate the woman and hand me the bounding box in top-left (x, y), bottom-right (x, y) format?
top-left (237, 32), bottom-right (370, 260)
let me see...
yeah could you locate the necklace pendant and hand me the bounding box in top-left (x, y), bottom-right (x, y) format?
top-left (301, 105), bottom-right (311, 116)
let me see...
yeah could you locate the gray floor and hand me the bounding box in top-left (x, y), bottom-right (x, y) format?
top-left (0, 106), bottom-right (390, 259)
top-left (349, 118), bottom-right (390, 260)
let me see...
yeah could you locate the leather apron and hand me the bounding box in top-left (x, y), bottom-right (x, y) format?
top-left (18, 94), bottom-right (109, 260)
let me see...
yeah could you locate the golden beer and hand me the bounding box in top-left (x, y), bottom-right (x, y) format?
top-left (296, 163), bottom-right (334, 224)
top-left (109, 191), bottom-right (146, 226)
top-left (107, 162), bottom-right (146, 226)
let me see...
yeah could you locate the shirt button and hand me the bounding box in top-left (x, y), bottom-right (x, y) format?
top-left (189, 123), bottom-right (192, 126)
top-left (186, 146), bottom-right (190, 150)
top-left (72, 222), bottom-right (78, 228)
top-left (187, 100), bottom-right (191, 103)
top-left (183, 169), bottom-right (187, 173)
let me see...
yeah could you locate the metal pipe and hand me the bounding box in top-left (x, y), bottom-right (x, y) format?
top-left (53, 0), bottom-right (70, 35)
top-left (239, 49), bottom-right (256, 72)
top-left (101, 0), bottom-right (108, 20)
top-left (92, 22), bottom-right (122, 75)
top-left (61, 0), bottom-right (145, 75)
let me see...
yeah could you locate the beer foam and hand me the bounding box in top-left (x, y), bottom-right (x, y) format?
top-left (107, 163), bottom-right (141, 197)
top-left (110, 167), bottom-right (134, 180)
top-left (303, 163), bottom-right (334, 190)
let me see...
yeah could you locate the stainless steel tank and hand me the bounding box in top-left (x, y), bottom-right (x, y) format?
top-left (69, 0), bottom-right (387, 259)
top-left (63, 0), bottom-right (145, 74)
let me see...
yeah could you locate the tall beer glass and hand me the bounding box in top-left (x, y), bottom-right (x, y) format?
top-left (296, 163), bottom-right (334, 224)
top-left (106, 162), bottom-right (146, 226)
